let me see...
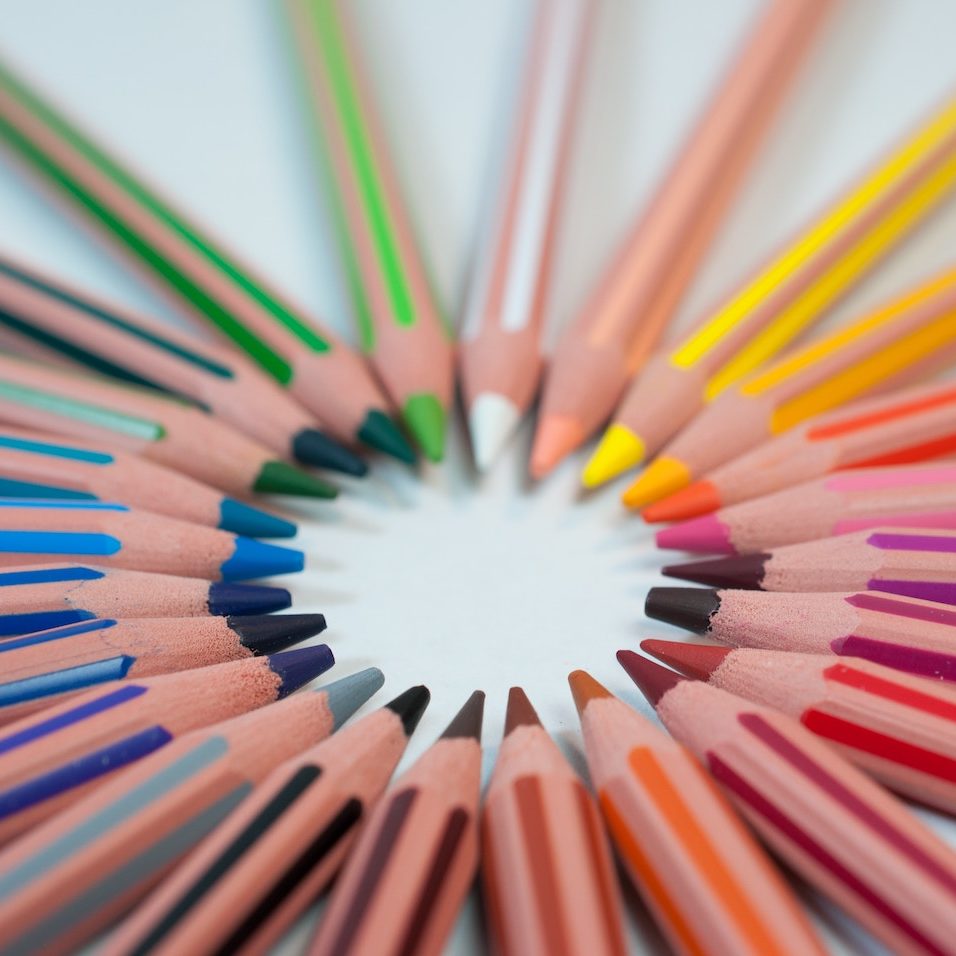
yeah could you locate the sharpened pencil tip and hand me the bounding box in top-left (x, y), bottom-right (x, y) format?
top-left (206, 582), bottom-right (292, 615)
top-left (220, 537), bottom-right (305, 581)
top-left (646, 587), bottom-right (722, 633)
top-left (253, 460), bottom-right (338, 499)
top-left (227, 612), bottom-right (327, 655)
top-left (403, 394), bottom-right (447, 462)
top-left (504, 686), bottom-right (541, 735)
top-left (655, 514), bottom-right (734, 554)
top-left (644, 480), bottom-right (721, 523)
top-left (529, 416), bottom-right (584, 480)
top-left (322, 667), bottom-right (385, 728)
top-left (269, 644), bottom-right (335, 697)
top-left (622, 456), bottom-right (692, 510)
top-left (582, 425), bottom-right (646, 489)
top-left (469, 394), bottom-right (520, 472)
top-left (641, 639), bottom-right (731, 680)
top-left (617, 650), bottom-right (684, 706)
top-left (663, 553), bottom-right (769, 589)
top-left (358, 410), bottom-right (417, 464)
top-left (218, 499), bottom-right (297, 538)
top-left (386, 685), bottom-right (431, 736)
top-left (568, 670), bottom-right (611, 716)
top-left (441, 690), bottom-right (485, 740)
top-left (292, 428), bottom-right (368, 477)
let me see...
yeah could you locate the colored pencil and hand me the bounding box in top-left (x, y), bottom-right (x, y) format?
top-left (308, 690), bottom-right (484, 956)
top-left (620, 651), bottom-right (956, 956)
top-left (0, 352), bottom-right (337, 499)
top-left (657, 463), bottom-right (956, 554)
top-left (481, 687), bottom-right (627, 956)
top-left (529, 0), bottom-right (837, 478)
top-left (106, 685), bottom-right (427, 956)
top-left (623, 265), bottom-right (956, 508)
top-left (0, 645), bottom-right (334, 845)
top-left (0, 612), bottom-right (326, 724)
top-left (645, 380), bottom-right (956, 522)
top-left (569, 670), bottom-right (826, 956)
top-left (0, 563), bottom-right (291, 635)
top-left (0, 666), bottom-right (381, 956)
top-left (0, 253), bottom-right (367, 476)
top-left (458, 0), bottom-right (593, 470)
top-left (645, 586), bottom-right (956, 682)
top-left (0, 426), bottom-right (297, 538)
top-left (585, 93), bottom-right (956, 491)
top-left (0, 61), bottom-right (414, 464)
top-left (664, 527), bottom-right (956, 605)
top-left (285, 0), bottom-right (453, 461)
top-left (642, 639), bottom-right (956, 814)
top-left (0, 500), bottom-right (304, 579)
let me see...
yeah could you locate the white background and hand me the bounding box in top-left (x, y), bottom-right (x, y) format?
top-left (1, 1), bottom-right (956, 953)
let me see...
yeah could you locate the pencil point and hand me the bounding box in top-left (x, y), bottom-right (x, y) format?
top-left (386, 685), bottom-right (431, 736)
top-left (268, 644), bottom-right (335, 697)
top-left (643, 480), bottom-right (721, 523)
top-left (504, 686), bottom-right (541, 735)
top-left (641, 639), bottom-right (731, 680)
top-left (253, 460), bottom-right (339, 499)
top-left (220, 537), bottom-right (305, 581)
top-left (663, 553), bottom-right (769, 589)
top-left (646, 587), bottom-right (721, 633)
top-left (403, 394), bottom-right (446, 462)
top-left (469, 394), bottom-right (520, 471)
top-left (617, 650), bottom-right (684, 706)
top-left (207, 582), bottom-right (292, 615)
top-left (655, 514), bottom-right (734, 554)
top-left (529, 416), bottom-right (584, 479)
top-left (621, 456), bottom-right (692, 509)
top-left (292, 428), bottom-right (368, 477)
top-left (441, 690), bottom-right (486, 740)
top-left (358, 410), bottom-right (417, 464)
top-left (227, 612), bottom-right (327, 655)
top-left (568, 670), bottom-right (611, 716)
top-left (218, 499), bottom-right (297, 539)
top-left (321, 667), bottom-right (385, 728)
top-left (582, 425), bottom-right (646, 489)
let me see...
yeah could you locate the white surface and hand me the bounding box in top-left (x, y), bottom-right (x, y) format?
top-left (1, 1), bottom-right (956, 954)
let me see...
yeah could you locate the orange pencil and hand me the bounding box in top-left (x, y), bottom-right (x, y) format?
top-left (529, 0), bottom-right (835, 477)
top-left (106, 685), bottom-right (428, 956)
top-left (309, 690), bottom-right (484, 956)
top-left (569, 670), bottom-right (826, 956)
top-left (481, 687), bottom-right (627, 956)
top-left (0, 667), bottom-right (383, 956)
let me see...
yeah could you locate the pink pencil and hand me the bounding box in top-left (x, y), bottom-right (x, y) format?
top-left (643, 640), bottom-right (956, 814)
top-left (621, 651), bottom-right (956, 956)
top-left (657, 463), bottom-right (956, 554)
top-left (459, 0), bottom-right (594, 470)
top-left (645, 586), bottom-right (956, 683)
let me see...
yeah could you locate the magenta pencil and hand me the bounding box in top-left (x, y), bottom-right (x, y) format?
top-left (657, 463), bottom-right (956, 554)
top-left (645, 586), bottom-right (956, 683)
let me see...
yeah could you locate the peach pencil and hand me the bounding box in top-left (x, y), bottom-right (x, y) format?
top-left (643, 640), bottom-right (956, 814)
top-left (0, 500), bottom-right (304, 579)
top-left (308, 690), bottom-right (484, 956)
top-left (0, 426), bottom-right (296, 538)
top-left (0, 60), bottom-right (412, 462)
top-left (0, 645), bottom-right (334, 845)
top-left (0, 252), bottom-right (367, 476)
top-left (646, 381), bottom-right (956, 523)
top-left (286, 0), bottom-right (453, 461)
top-left (620, 651), bottom-right (956, 956)
top-left (645, 587), bottom-right (956, 683)
top-left (656, 463), bottom-right (956, 554)
top-left (0, 612), bottom-right (326, 724)
top-left (481, 687), bottom-right (627, 956)
top-left (624, 264), bottom-right (956, 508)
top-left (458, 0), bottom-right (594, 470)
top-left (0, 563), bottom-right (292, 636)
top-left (0, 666), bottom-right (382, 956)
top-left (569, 670), bottom-right (826, 956)
top-left (530, 0), bottom-right (836, 478)
top-left (664, 527), bottom-right (956, 606)
top-left (106, 684), bottom-right (428, 956)
top-left (0, 352), bottom-right (336, 499)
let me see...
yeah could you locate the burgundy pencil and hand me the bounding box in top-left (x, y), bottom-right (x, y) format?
top-left (643, 639), bottom-right (956, 814)
top-left (308, 690), bottom-right (484, 956)
top-left (620, 651), bottom-right (956, 956)
top-left (0, 645), bottom-right (334, 845)
top-left (656, 463), bottom-right (956, 554)
top-left (0, 612), bottom-right (326, 724)
top-left (664, 527), bottom-right (956, 606)
top-left (646, 380), bottom-right (956, 523)
top-left (481, 687), bottom-right (627, 956)
top-left (0, 667), bottom-right (383, 956)
top-left (106, 685), bottom-right (428, 956)
top-left (645, 586), bottom-right (956, 682)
